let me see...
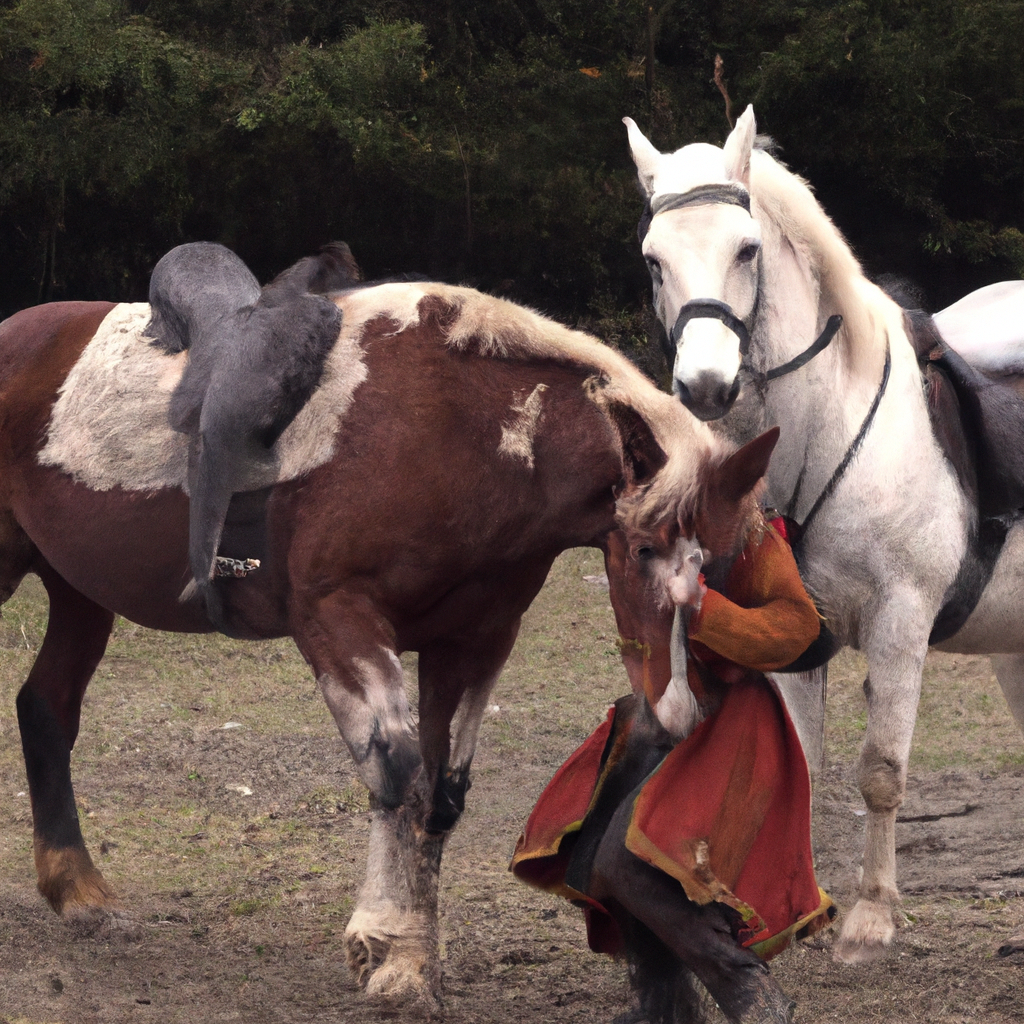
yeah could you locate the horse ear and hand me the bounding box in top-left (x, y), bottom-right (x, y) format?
top-left (715, 425), bottom-right (779, 502)
top-left (722, 105), bottom-right (756, 187)
top-left (623, 117), bottom-right (661, 198)
top-left (603, 398), bottom-right (669, 492)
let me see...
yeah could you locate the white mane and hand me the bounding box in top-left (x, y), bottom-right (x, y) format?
top-left (747, 149), bottom-right (902, 380)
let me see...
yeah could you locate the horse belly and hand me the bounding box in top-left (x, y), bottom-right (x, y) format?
top-left (11, 465), bottom-right (211, 632)
top-left (935, 519), bottom-right (1024, 654)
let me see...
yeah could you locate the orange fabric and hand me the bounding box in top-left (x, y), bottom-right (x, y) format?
top-left (688, 523), bottom-right (820, 674)
top-left (510, 711), bottom-right (615, 901)
top-left (624, 678), bottom-right (830, 953)
top-left (511, 519), bottom-right (833, 960)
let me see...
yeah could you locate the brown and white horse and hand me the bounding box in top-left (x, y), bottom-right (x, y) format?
top-left (0, 280), bottom-right (723, 1004)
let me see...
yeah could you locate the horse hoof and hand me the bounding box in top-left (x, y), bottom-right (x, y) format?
top-left (365, 954), bottom-right (442, 1013)
top-left (63, 905), bottom-right (144, 942)
top-left (35, 844), bottom-right (117, 916)
top-left (997, 931), bottom-right (1024, 957)
top-left (344, 909), bottom-right (441, 1010)
top-left (832, 899), bottom-right (894, 964)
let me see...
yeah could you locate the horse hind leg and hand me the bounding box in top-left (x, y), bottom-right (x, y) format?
top-left (983, 654), bottom-right (1024, 957)
top-left (15, 564), bottom-right (117, 923)
top-left (991, 653), bottom-right (1024, 736)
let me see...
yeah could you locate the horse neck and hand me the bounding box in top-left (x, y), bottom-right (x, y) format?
top-left (750, 220), bottom-right (909, 523)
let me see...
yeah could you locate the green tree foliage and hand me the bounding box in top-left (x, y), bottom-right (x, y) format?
top-left (715, 0), bottom-right (1024, 302)
top-left (0, 0), bottom-right (1020, 329)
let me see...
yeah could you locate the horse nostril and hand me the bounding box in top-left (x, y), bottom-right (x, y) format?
top-left (673, 373), bottom-right (739, 421)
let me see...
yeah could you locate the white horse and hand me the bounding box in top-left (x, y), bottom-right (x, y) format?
top-left (623, 105), bottom-right (1024, 963)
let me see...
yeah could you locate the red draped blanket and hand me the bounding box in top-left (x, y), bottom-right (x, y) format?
top-left (511, 521), bottom-right (834, 959)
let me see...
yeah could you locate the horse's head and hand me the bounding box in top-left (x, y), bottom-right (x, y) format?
top-left (625, 107), bottom-right (762, 421)
top-left (607, 425), bottom-right (779, 736)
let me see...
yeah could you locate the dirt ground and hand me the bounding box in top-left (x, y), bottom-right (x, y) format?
top-left (1, 558), bottom-right (1023, 1023)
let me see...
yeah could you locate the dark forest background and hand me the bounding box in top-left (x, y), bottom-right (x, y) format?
top-left (1, 0), bottom-right (1022, 353)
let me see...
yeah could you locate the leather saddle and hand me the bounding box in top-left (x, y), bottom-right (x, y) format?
top-left (904, 306), bottom-right (1024, 642)
top-left (907, 308), bottom-right (1024, 517)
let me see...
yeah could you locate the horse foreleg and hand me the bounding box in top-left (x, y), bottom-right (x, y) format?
top-left (15, 565), bottom-right (115, 920)
top-left (417, 625), bottom-right (520, 833)
top-left (345, 626), bottom-right (521, 1006)
top-left (295, 592), bottom-right (420, 806)
top-left (834, 601), bottom-right (928, 964)
top-left (345, 804), bottom-right (445, 1006)
top-left (292, 593), bottom-right (435, 1001)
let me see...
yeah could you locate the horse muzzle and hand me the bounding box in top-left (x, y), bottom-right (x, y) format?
top-left (672, 370), bottom-right (741, 421)
top-left (668, 303), bottom-right (747, 420)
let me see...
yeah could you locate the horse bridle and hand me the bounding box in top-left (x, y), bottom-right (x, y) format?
top-left (639, 184), bottom-right (842, 384)
top-left (639, 183), bottom-right (892, 535)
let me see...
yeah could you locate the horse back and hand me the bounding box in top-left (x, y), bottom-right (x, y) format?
top-left (0, 302), bottom-right (115, 463)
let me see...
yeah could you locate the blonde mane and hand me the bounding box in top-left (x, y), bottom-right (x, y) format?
top-left (340, 280), bottom-right (723, 522)
top-left (749, 149), bottom-right (905, 379)
top-left (440, 283), bottom-right (727, 528)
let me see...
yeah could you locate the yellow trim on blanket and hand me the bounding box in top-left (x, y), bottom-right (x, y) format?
top-left (748, 888), bottom-right (834, 960)
top-left (623, 814), bottom-right (768, 937)
top-left (510, 818), bottom-right (585, 866)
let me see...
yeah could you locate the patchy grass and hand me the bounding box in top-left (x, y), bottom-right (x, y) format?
top-left (824, 646), bottom-right (1023, 772)
top-left (2, 554), bottom-right (1024, 1024)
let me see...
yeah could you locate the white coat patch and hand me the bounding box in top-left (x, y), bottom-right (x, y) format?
top-left (38, 301), bottom-right (369, 492)
top-left (498, 383), bottom-right (548, 469)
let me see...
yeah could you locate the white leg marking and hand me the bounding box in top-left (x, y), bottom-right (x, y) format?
top-left (345, 806), bottom-right (444, 1006)
top-left (449, 664), bottom-right (505, 770)
top-left (834, 900), bottom-right (896, 965)
top-left (835, 596), bottom-right (928, 963)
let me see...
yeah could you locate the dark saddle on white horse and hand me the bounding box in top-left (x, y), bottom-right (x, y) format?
top-left (901, 303), bottom-right (1024, 641)
top-left (147, 241), bottom-right (361, 632)
top-left (906, 308), bottom-right (1024, 516)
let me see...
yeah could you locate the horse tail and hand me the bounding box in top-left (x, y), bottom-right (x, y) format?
top-left (619, 917), bottom-right (709, 1024)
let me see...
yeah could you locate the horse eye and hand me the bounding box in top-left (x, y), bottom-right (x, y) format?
top-left (636, 546), bottom-right (655, 561)
top-left (736, 242), bottom-right (761, 265)
top-left (646, 258), bottom-right (662, 285)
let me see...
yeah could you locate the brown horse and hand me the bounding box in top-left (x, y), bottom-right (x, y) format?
top-left (0, 279), bottom-right (722, 1005)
